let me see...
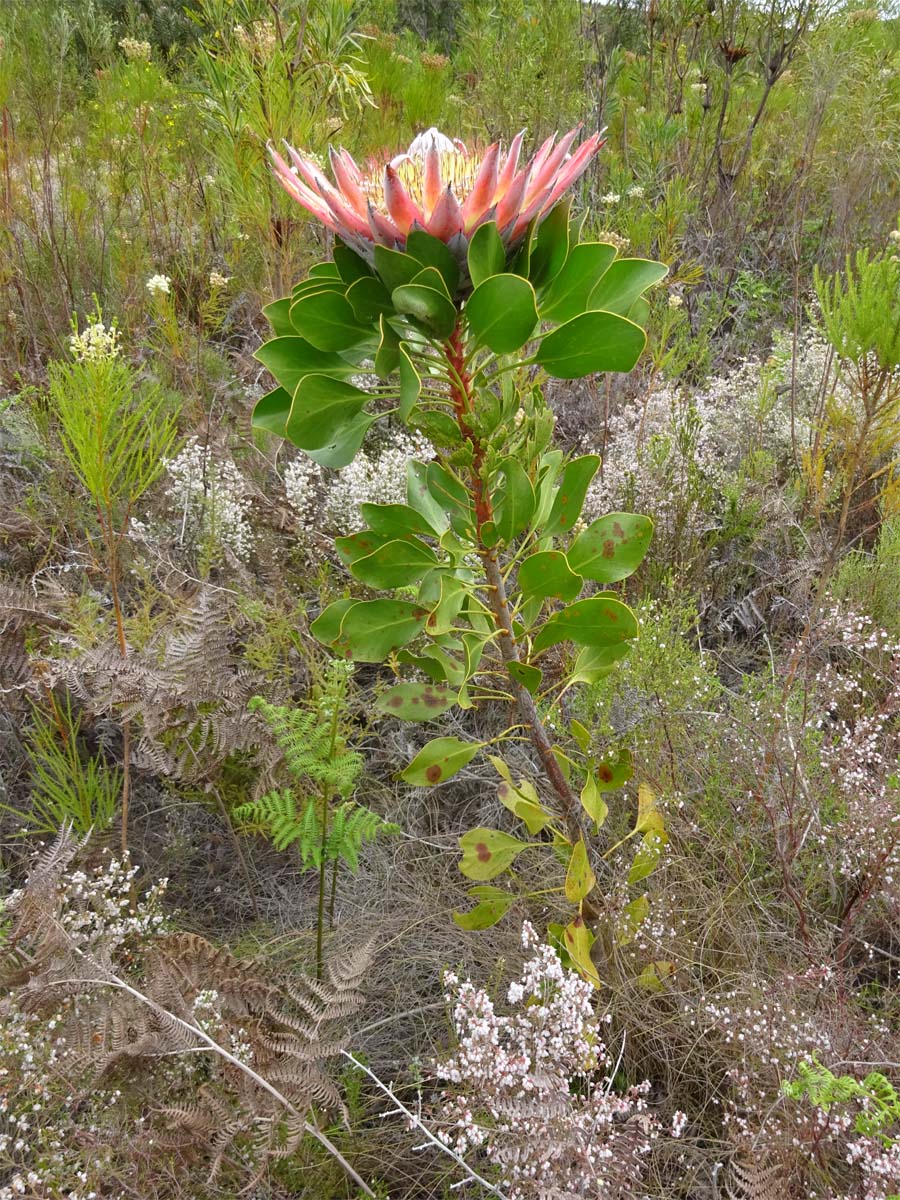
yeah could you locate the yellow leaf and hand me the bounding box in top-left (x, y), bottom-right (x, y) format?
top-left (635, 781), bottom-right (665, 836)
top-left (564, 837), bottom-right (596, 903)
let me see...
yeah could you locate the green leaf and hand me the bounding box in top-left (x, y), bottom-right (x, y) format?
top-left (589, 258), bottom-right (668, 316)
top-left (529, 198), bottom-right (571, 290)
top-left (562, 915), bottom-right (600, 986)
top-left (565, 837), bottom-right (596, 903)
top-left (411, 265), bottom-right (452, 300)
top-left (347, 536), bottom-right (438, 588)
top-left (402, 737), bottom-right (483, 786)
top-left (635, 781), bottom-right (665, 835)
top-left (347, 275), bottom-right (393, 324)
top-left (535, 311), bottom-right (646, 378)
top-left (533, 596), bottom-right (639, 654)
top-left (637, 960), bottom-right (676, 991)
top-left (570, 643), bottom-right (631, 685)
top-left (376, 682), bottom-right (456, 721)
top-left (539, 242), bottom-right (619, 323)
top-left (375, 313), bottom-right (401, 378)
top-left (407, 229), bottom-right (460, 296)
top-left (374, 244), bottom-right (425, 293)
top-left (328, 600), bottom-right (427, 662)
top-left (255, 336), bottom-right (355, 394)
top-left (493, 763), bottom-right (552, 834)
top-left (518, 550), bottom-right (583, 602)
top-left (309, 598), bottom-right (357, 647)
top-left (453, 885), bottom-right (516, 930)
top-left (308, 261), bottom-right (341, 279)
top-left (543, 454), bottom-right (601, 538)
top-left (628, 296), bottom-right (651, 327)
top-left (289, 290), bottom-right (371, 352)
top-left (493, 457), bottom-right (536, 543)
top-left (262, 298), bottom-right (294, 337)
top-left (305, 412), bottom-right (378, 468)
top-left (595, 748), bottom-right (633, 791)
top-left (392, 283), bottom-right (457, 339)
top-left (408, 460), bottom-right (450, 533)
top-left (616, 894), bottom-right (649, 945)
top-left (465, 274), bottom-right (539, 355)
top-left (398, 343), bottom-right (421, 420)
top-left (334, 529), bottom-right (391, 567)
top-left (458, 826), bottom-right (528, 879)
top-left (359, 502), bottom-right (438, 538)
top-left (286, 375), bottom-right (368, 451)
top-left (333, 240), bottom-right (373, 284)
top-left (426, 463), bottom-right (473, 535)
top-left (507, 661), bottom-right (542, 693)
top-left (568, 513), bottom-right (654, 582)
top-left (580, 776), bottom-right (609, 826)
top-left (628, 829), bottom-right (668, 884)
top-left (570, 719), bottom-right (591, 752)
top-left (467, 221), bottom-right (505, 289)
top-left (252, 387), bottom-right (291, 437)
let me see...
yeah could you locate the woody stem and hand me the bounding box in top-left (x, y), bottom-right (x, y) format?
top-left (444, 325), bottom-right (599, 922)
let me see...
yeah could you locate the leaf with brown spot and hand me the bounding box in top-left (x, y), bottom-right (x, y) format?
top-left (458, 827), bottom-right (529, 881)
top-left (562, 914), bottom-right (601, 986)
top-left (564, 838), bottom-right (596, 903)
top-left (532, 596), bottom-right (639, 654)
top-left (375, 683), bottom-right (456, 722)
top-left (400, 737), bottom-right (483, 786)
top-left (567, 513), bottom-right (653, 583)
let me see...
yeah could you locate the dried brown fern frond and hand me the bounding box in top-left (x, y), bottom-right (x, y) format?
top-left (48, 587), bottom-right (270, 784)
top-left (725, 1152), bottom-right (789, 1200)
top-left (0, 830), bottom-right (373, 1190)
top-left (0, 578), bottom-right (68, 694)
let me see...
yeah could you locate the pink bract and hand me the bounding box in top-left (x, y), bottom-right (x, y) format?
top-left (269, 126), bottom-right (604, 269)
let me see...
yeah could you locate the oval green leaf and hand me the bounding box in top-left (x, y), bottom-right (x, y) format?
top-left (535, 311), bottom-right (646, 378)
top-left (376, 682), bottom-right (456, 721)
top-left (392, 283), bottom-right (457, 339)
top-left (467, 221), bottom-right (505, 289)
top-left (589, 257), bottom-right (668, 316)
top-left (539, 242), bottom-right (619, 323)
top-left (458, 826), bottom-right (528, 880)
top-left (532, 596), bottom-right (639, 654)
top-left (543, 454), bottom-right (601, 538)
top-left (465, 274), bottom-right (538, 355)
top-left (331, 599), bottom-right (427, 662)
top-left (518, 550), bottom-right (583, 602)
top-left (289, 290), bottom-right (371, 352)
top-left (568, 513), bottom-right (654, 583)
top-left (402, 737), bottom-right (483, 786)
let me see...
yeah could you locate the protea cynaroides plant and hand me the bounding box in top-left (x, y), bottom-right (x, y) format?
top-left (254, 126), bottom-right (668, 984)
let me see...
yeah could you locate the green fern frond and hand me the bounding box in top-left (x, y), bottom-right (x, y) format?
top-left (249, 681), bottom-right (363, 797)
top-left (325, 803), bottom-right (401, 873)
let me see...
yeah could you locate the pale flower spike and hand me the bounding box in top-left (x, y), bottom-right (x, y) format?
top-left (269, 125), bottom-right (605, 270)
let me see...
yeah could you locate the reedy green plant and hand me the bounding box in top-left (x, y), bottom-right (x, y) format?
top-left (4, 695), bottom-right (121, 837)
top-left (234, 670), bottom-right (398, 978)
top-left (49, 307), bottom-right (179, 853)
top-left (807, 252), bottom-right (900, 561)
top-left (253, 129), bottom-right (669, 984)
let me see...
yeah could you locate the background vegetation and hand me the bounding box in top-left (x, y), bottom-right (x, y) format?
top-left (1, 0), bottom-right (900, 1196)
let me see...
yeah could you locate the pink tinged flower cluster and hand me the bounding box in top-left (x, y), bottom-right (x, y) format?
top-left (269, 125), bottom-right (603, 264)
top-left (434, 923), bottom-right (657, 1198)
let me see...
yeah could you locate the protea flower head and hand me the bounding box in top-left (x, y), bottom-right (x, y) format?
top-left (269, 125), bottom-right (604, 269)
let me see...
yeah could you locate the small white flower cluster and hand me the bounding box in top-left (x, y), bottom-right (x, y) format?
top-left (847, 1136), bottom-right (900, 1200)
top-left (627, 184), bottom-right (645, 198)
top-left (68, 320), bottom-right (121, 363)
top-left (146, 272), bottom-right (171, 297)
top-left (284, 428), bottom-right (433, 534)
top-left (118, 37), bottom-right (151, 61)
top-left (601, 191), bottom-right (621, 205)
top-left (164, 436), bottom-right (255, 561)
top-left (208, 270), bottom-right (230, 289)
top-left (434, 923), bottom-right (658, 1198)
